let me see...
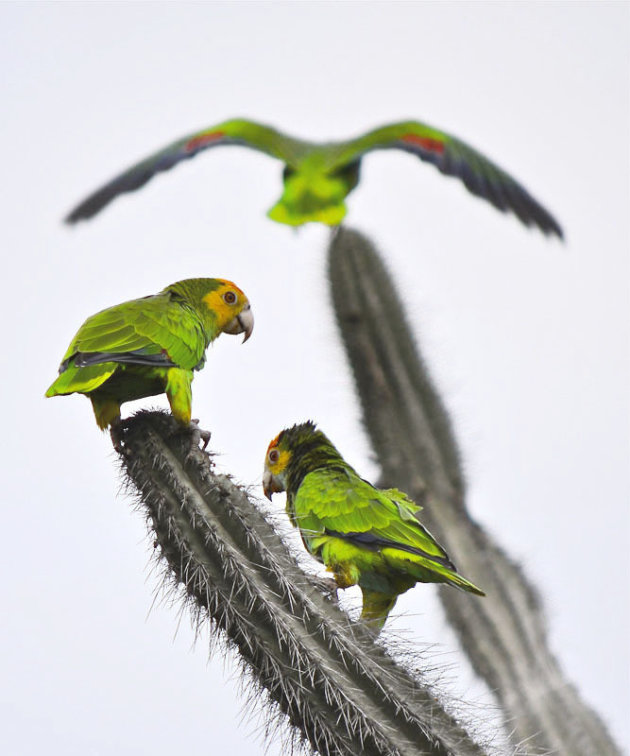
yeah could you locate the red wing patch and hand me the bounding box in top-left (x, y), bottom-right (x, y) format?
top-left (185, 131), bottom-right (225, 152)
top-left (400, 134), bottom-right (445, 154)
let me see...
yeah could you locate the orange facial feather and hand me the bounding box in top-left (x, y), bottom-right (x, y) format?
top-left (266, 435), bottom-right (291, 474)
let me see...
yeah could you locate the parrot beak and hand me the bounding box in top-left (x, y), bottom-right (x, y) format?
top-left (225, 304), bottom-right (254, 343)
top-left (262, 469), bottom-right (283, 500)
top-left (262, 469), bottom-right (274, 500)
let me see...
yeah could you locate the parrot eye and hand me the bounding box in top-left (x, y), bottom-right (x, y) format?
top-left (223, 291), bottom-right (237, 305)
top-left (268, 449), bottom-right (280, 464)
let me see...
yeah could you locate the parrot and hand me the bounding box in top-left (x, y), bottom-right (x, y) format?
top-left (65, 118), bottom-right (563, 238)
top-left (45, 278), bottom-right (254, 440)
top-left (263, 421), bottom-right (484, 632)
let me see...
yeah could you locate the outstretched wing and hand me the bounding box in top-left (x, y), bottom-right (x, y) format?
top-left (58, 292), bottom-right (206, 371)
top-left (330, 120), bottom-right (563, 238)
top-left (65, 118), bottom-right (308, 223)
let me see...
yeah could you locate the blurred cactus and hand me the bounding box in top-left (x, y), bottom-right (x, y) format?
top-left (327, 227), bottom-right (619, 755)
top-left (115, 411), bottom-right (488, 756)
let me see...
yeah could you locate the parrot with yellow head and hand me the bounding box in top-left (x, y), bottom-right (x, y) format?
top-left (46, 277), bottom-right (253, 437)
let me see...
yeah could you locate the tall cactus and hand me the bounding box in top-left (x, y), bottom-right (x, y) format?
top-left (115, 411), bottom-right (488, 756)
top-left (327, 227), bottom-right (619, 755)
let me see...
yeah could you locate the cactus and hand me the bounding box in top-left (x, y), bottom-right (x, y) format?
top-left (114, 411), bottom-right (489, 756)
top-left (327, 226), bottom-right (620, 755)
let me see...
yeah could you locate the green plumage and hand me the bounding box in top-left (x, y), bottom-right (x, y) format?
top-left (264, 422), bottom-right (483, 632)
top-left (65, 117), bottom-right (563, 237)
top-left (46, 277), bottom-right (252, 430)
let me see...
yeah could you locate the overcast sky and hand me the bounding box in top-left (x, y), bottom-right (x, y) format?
top-left (2, 2), bottom-right (628, 754)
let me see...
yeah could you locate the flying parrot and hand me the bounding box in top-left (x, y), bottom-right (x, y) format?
top-left (262, 422), bottom-right (484, 632)
top-left (45, 278), bottom-right (253, 438)
top-left (65, 118), bottom-right (563, 237)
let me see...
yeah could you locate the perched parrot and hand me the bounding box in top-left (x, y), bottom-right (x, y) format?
top-left (46, 278), bottom-right (253, 438)
top-left (263, 422), bottom-right (484, 632)
top-left (65, 118), bottom-right (563, 237)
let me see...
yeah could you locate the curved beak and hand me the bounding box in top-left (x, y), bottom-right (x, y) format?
top-left (224, 304), bottom-right (254, 343)
top-left (262, 469), bottom-right (283, 501)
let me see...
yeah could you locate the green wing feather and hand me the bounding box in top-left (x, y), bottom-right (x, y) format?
top-left (46, 362), bottom-right (118, 396)
top-left (65, 118), bottom-right (309, 223)
top-left (329, 120), bottom-right (563, 238)
top-left (46, 291), bottom-right (206, 396)
top-left (294, 469), bottom-right (446, 560)
top-left (293, 467), bottom-right (483, 595)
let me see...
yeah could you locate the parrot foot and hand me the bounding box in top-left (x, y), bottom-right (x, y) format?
top-left (188, 419), bottom-right (211, 452)
top-left (310, 575), bottom-right (339, 604)
top-left (109, 419), bottom-right (125, 454)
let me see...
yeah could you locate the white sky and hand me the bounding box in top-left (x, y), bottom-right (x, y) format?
top-left (1, 2), bottom-right (628, 754)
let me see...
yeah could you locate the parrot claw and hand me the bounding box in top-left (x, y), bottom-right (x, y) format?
top-left (189, 419), bottom-right (211, 452)
top-left (310, 575), bottom-right (340, 604)
top-left (109, 419), bottom-right (126, 454)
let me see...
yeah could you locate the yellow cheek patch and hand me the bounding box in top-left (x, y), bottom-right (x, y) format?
top-left (268, 448), bottom-right (291, 475)
top-left (202, 281), bottom-right (246, 328)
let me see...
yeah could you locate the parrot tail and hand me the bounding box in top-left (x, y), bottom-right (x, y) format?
top-left (408, 556), bottom-right (485, 596)
top-left (445, 571), bottom-right (485, 596)
top-left (90, 396), bottom-right (122, 430)
top-left (360, 590), bottom-right (397, 633)
top-left (45, 362), bottom-right (116, 397)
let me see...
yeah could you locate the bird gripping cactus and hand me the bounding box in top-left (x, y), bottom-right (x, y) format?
top-left (263, 421), bottom-right (484, 632)
top-left (46, 277), bottom-right (253, 433)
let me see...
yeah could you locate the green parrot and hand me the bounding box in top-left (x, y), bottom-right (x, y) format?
top-left (65, 118), bottom-right (562, 237)
top-left (46, 278), bottom-right (253, 437)
top-left (262, 422), bottom-right (484, 632)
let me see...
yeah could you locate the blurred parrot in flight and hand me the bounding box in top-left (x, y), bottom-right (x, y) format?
top-left (46, 278), bottom-right (253, 442)
top-left (263, 422), bottom-right (484, 632)
top-left (65, 118), bottom-right (563, 238)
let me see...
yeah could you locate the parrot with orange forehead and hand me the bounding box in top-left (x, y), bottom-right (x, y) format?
top-left (65, 118), bottom-right (563, 237)
top-left (263, 422), bottom-right (484, 632)
top-left (46, 278), bottom-right (253, 440)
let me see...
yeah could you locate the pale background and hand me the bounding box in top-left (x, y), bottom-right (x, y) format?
top-left (1, 2), bottom-right (628, 754)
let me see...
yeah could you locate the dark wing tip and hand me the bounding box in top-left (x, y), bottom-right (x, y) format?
top-left (502, 181), bottom-right (564, 240)
top-left (400, 136), bottom-right (565, 240)
top-left (455, 165), bottom-right (564, 240)
top-left (64, 195), bottom-right (106, 224)
top-left (64, 165), bottom-right (158, 225)
top-left (537, 207), bottom-right (564, 241)
top-left (452, 158), bottom-right (565, 239)
top-left (62, 131), bottom-right (249, 226)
